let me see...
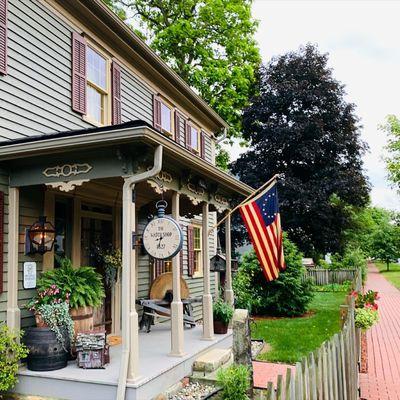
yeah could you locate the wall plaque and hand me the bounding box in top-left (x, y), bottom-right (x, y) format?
top-left (23, 262), bottom-right (37, 289)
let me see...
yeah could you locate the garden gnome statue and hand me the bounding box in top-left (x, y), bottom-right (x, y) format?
top-left (232, 309), bottom-right (254, 390)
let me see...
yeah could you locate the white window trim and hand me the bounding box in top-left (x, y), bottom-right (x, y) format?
top-left (188, 122), bottom-right (200, 154)
top-left (192, 223), bottom-right (203, 278)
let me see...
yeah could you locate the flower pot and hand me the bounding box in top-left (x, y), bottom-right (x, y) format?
top-left (69, 306), bottom-right (94, 335)
top-left (214, 319), bottom-right (229, 334)
top-left (35, 312), bottom-right (48, 328)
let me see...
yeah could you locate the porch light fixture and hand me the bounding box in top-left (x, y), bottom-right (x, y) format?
top-left (26, 216), bottom-right (55, 255)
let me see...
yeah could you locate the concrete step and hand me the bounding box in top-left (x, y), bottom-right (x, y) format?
top-left (192, 348), bottom-right (232, 373)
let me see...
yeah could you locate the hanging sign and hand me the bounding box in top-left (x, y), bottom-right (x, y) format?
top-left (23, 262), bottom-right (37, 289)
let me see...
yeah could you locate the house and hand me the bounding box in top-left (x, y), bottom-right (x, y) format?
top-left (0, 0), bottom-right (252, 399)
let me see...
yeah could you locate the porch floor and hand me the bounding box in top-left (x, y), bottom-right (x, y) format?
top-left (16, 322), bottom-right (232, 400)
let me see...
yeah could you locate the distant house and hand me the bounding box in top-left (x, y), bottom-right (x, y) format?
top-left (0, 1), bottom-right (252, 399)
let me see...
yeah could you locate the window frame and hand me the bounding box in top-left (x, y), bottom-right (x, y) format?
top-left (192, 224), bottom-right (203, 277)
top-left (188, 122), bottom-right (200, 154)
top-left (84, 43), bottom-right (112, 127)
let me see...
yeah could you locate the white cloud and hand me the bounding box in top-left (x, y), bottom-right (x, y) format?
top-left (226, 0), bottom-right (400, 211)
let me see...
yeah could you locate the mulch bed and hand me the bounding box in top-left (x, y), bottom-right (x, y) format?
top-left (360, 331), bottom-right (368, 373)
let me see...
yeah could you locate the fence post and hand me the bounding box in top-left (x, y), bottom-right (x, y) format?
top-left (309, 352), bottom-right (318, 400)
top-left (276, 375), bottom-right (283, 400)
top-left (295, 362), bottom-right (304, 399)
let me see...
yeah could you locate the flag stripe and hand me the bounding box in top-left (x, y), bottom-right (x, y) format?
top-left (240, 206), bottom-right (274, 281)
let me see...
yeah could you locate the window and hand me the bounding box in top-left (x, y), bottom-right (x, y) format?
top-left (160, 102), bottom-right (172, 133)
top-left (87, 46), bottom-right (110, 125)
top-left (189, 124), bottom-right (200, 153)
top-left (193, 225), bottom-right (202, 276)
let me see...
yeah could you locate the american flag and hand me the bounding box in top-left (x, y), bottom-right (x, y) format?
top-left (239, 181), bottom-right (285, 282)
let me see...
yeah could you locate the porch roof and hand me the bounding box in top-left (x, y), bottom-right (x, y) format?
top-left (0, 120), bottom-right (253, 197)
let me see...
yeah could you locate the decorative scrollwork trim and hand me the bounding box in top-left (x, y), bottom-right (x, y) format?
top-left (46, 179), bottom-right (90, 192)
top-left (43, 163), bottom-right (92, 178)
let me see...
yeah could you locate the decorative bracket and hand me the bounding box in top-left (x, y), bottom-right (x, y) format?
top-left (46, 179), bottom-right (90, 192)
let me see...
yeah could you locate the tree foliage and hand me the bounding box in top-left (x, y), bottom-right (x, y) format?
top-left (102, 0), bottom-right (261, 143)
top-left (370, 222), bottom-right (400, 270)
top-left (233, 235), bottom-right (314, 317)
top-left (231, 44), bottom-right (370, 255)
top-left (381, 114), bottom-right (400, 190)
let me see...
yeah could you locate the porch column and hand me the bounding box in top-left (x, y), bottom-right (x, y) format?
top-left (170, 192), bottom-right (185, 356)
top-left (7, 187), bottom-right (21, 331)
top-left (202, 202), bottom-right (214, 340)
top-left (224, 213), bottom-right (234, 306)
top-left (121, 181), bottom-right (139, 381)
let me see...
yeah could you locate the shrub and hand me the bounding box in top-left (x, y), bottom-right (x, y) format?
top-left (0, 325), bottom-right (29, 393)
top-left (233, 235), bottom-right (314, 317)
top-left (37, 257), bottom-right (105, 309)
top-left (213, 299), bottom-right (234, 324)
top-left (216, 364), bottom-right (250, 400)
top-left (355, 307), bottom-right (379, 330)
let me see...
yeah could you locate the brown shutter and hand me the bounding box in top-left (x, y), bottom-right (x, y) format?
top-left (187, 225), bottom-right (195, 277)
top-left (0, 0), bottom-right (7, 75)
top-left (180, 224), bottom-right (184, 275)
top-left (111, 61), bottom-right (122, 125)
top-left (153, 95), bottom-right (162, 131)
top-left (174, 111), bottom-right (180, 144)
top-left (200, 130), bottom-right (206, 159)
top-left (153, 258), bottom-right (165, 281)
top-left (186, 122), bottom-right (192, 150)
top-left (71, 32), bottom-right (87, 114)
top-left (0, 192), bottom-right (4, 293)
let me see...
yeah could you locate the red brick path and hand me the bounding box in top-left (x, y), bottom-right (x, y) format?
top-left (252, 361), bottom-right (294, 389)
top-left (359, 264), bottom-right (400, 400)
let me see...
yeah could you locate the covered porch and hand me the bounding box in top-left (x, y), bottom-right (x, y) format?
top-left (0, 122), bottom-right (252, 399)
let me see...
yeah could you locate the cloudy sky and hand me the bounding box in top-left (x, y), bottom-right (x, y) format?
top-left (227, 0), bottom-right (400, 211)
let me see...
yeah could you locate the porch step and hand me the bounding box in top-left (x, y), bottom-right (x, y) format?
top-left (192, 348), bottom-right (232, 373)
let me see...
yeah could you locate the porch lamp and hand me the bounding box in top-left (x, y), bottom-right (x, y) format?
top-left (27, 216), bottom-right (56, 255)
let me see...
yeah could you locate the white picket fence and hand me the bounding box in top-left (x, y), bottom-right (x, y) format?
top-left (258, 269), bottom-right (362, 400)
top-left (305, 268), bottom-right (357, 285)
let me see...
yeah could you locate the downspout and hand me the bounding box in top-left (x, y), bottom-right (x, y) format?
top-left (117, 144), bottom-right (163, 400)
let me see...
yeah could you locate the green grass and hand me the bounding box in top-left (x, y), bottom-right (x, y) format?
top-left (376, 261), bottom-right (400, 288)
top-left (251, 292), bottom-right (345, 364)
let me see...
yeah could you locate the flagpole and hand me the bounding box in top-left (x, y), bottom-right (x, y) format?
top-left (208, 173), bottom-right (280, 236)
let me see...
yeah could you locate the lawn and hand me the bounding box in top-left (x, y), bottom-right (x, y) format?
top-left (376, 261), bottom-right (400, 288)
top-left (251, 292), bottom-right (345, 364)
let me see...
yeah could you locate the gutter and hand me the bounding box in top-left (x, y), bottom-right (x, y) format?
top-left (117, 144), bottom-right (163, 400)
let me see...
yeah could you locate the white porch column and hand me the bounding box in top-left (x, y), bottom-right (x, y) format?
top-left (202, 202), bottom-right (214, 340)
top-left (224, 213), bottom-right (234, 306)
top-left (170, 192), bottom-right (185, 356)
top-left (7, 187), bottom-right (20, 331)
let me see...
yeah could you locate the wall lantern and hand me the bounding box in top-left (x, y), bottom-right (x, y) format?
top-left (26, 216), bottom-right (56, 255)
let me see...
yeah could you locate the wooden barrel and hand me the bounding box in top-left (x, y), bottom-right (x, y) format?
top-left (70, 306), bottom-right (94, 335)
top-left (24, 327), bottom-right (68, 371)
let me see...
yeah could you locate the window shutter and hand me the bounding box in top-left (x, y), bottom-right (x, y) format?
top-left (187, 225), bottom-right (195, 277)
top-left (174, 111), bottom-right (180, 144)
top-left (71, 32), bottom-right (87, 114)
top-left (200, 130), bottom-right (206, 159)
top-left (111, 61), bottom-right (122, 125)
top-left (180, 224), bottom-right (185, 275)
top-left (186, 122), bottom-right (192, 150)
top-left (152, 258), bottom-right (165, 281)
top-left (0, 0), bottom-right (7, 75)
top-left (153, 95), bottom-right (162, 131)
top-left (0, 191), bottom-right (3, 294)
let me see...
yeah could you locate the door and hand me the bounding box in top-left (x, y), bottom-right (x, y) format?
top-left (81, 205), bottom-right (113, 333)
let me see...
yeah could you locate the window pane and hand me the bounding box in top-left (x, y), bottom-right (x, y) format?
top-left (161, 103), bottom-right (171, 132)
top-left (87, 47), bottom-right (107, 90)
top-left (87, 85), bottom-right (102, 123)
top-left (191, 127), bottom-right (198, 150)
top-left (194, 227), bottom-right (201, 250)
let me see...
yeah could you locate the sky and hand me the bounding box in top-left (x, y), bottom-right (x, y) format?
top-left (226, 0), bottom-right (400, 211)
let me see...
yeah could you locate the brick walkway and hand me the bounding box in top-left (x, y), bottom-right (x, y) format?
top-left (253, 361), bottom-right (294, 389)
top-left (359, 264), bottom-right (400, 400)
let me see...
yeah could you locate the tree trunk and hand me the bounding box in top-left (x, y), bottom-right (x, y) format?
top-left (387, 261), bottom-right (390, 271)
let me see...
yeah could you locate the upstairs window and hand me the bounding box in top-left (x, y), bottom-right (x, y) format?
top-left (187, 123), bottom-right (200, 153)
top-left (153, 96), bottom-right (173, 137)
top-left (160, 102), bottom-right (172, 133)
top-left (87, 47), bottom-right (109, 125)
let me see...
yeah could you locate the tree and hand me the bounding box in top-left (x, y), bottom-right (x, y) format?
top-left (231, 44), bottom-right (370, 255)
top-left (233, 235), bottom-right (314, 317)
top-left (370, 221), bottom-right (400, 271)
top-left (103, 0), bottom-right (261, 144)
top-left (381, 115), bottom-right (400, 190)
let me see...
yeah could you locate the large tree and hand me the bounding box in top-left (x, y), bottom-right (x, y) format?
top-left (103, 0), bottom-right (260, 146)
top-left (231, 44), bottom-right (370, 255)
top-left (381, 115), bottom-right (400, 190)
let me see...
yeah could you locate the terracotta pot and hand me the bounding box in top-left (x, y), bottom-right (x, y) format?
top-left (35, 313), bottom-right (48, 328)
top-left (213, 319), bottom-right (228, 334)
top-left (69, 306), bottom-right (94, 335)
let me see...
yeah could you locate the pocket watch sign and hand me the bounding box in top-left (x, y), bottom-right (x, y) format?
top-left (142, 200), bottom-right (183, 260)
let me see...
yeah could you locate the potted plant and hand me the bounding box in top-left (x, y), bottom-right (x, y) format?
top-left (36, 257), bottom-right (105, 334)
top-left (213, 299), bottom-right (234, 334)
